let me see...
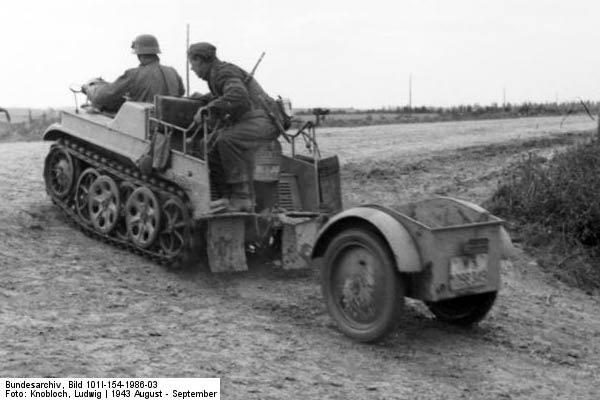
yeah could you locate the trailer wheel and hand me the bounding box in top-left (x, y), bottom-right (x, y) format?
top-left (322, 228), bottom-right (404, 342)
top-left (426, 291), bottom-right (497, 326)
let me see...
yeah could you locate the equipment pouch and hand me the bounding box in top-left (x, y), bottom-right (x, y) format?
top-left (152, 131), bottom-right (172, 172)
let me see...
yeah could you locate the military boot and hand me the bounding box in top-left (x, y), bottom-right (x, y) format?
top-left (226, 182), bottom-right (254, 212)
top-left (209, 198), bottom-right (230, 213)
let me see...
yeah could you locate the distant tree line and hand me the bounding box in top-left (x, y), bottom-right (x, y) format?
top-left (293, 100), bottom-right (599, 127)
top-left (296, 100), bottom-right (600, 118)
top-left (363, 100), bottom-right (599, 118)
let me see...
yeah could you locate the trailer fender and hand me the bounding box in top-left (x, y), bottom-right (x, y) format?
top-left (311, 206), bottom-right (421, 273)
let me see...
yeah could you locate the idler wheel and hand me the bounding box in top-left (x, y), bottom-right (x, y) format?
top-left (125, 186), bottom-right (161, 248)
top-left (88, 175), bottom-right (121, 234)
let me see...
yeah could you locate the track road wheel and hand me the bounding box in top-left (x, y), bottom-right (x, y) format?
top-left (125, 186), bottom-right (161, 248)
top-left (322, 228), bottom-right (404, 342)
top-left (43, 145), bottom-right (77, 199)
top-left (115, 181), bottom-right (137, 241)
top-left (75, 168), bottom-right (100, 225)
top-left (426, 291), bottom-right (497, 326)
top-left (158, 197), bottom-right (191, 259)
top-left (88, 175), bottom-right (120, 234)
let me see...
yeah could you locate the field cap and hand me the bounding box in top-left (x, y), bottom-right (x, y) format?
top-left (188, 42), bottom-right (217, 60)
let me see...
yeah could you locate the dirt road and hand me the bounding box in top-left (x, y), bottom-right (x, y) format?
top-left (1, 116), bottom-right (599, 399)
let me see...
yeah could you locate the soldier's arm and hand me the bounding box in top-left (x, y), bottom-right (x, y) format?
top-left (206, 71), bottom-right (251, 116)
top-left (190, 92), bottom-right (215, 105)
top-left (89, 69), bottom-right (135, 111)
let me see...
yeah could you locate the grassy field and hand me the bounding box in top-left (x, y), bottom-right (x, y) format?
top-left (301, 114), bottom-right (597, 163)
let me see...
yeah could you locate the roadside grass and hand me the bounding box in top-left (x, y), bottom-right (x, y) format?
top-left (485, 137), bottom-right (600, 292)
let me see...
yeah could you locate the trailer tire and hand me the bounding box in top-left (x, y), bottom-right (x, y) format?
top-left (322, 227), bottom-right (404, 342)
top-left (426, 291), bottom-right (497, 326)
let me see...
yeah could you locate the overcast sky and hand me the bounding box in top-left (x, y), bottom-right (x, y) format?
top-left (2, 0), bottom-right (600, 109)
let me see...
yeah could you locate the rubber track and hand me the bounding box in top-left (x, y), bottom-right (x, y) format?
top-left (47, 138), bottom-right (193, 268)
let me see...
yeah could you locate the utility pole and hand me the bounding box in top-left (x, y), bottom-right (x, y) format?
top-left (185, 24), bottom-right (190, 97)
top-left (408, 74), bottom-right (412, 112)
top-left (502, 85), bottom-right (506, 108)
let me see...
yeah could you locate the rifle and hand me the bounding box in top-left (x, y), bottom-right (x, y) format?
top-left (245, 52), bottom-right (291, 141)
top-left (247, 52), bottom-right (265, 83)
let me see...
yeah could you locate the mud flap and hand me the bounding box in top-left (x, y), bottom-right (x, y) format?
top-left (206, 217), bottom-right (248, 272)
top-left (280, 215), bottom-right (320, 270)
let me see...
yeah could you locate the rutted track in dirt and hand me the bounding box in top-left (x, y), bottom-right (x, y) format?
top-left (1, 116), bottom-right (599, 399)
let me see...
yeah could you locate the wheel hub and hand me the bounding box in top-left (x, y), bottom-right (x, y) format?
top-left (55, 160), bottom-right (71, 188)
top-left (340, 268), bottom-right (376, 322)
top-left (334, 247), bottom-right (379, 324)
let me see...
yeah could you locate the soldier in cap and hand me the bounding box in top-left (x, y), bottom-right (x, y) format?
top-left (83, 34), bottom-right (185, 113)
top-left (187, 41), bottom-right (284, 212)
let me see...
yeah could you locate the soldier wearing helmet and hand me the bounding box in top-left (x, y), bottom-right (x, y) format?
top-left (188, 41), bottom-right (284, 212)
top-left (83, 34), bottom-right (185, 113)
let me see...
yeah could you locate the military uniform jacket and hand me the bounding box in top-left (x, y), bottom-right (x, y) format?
top-left (90, 59), bottom-right (185, 112)
top-left (200, 60), bottom-right (282, 124)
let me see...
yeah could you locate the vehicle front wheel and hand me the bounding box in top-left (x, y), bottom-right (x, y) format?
top-left (321, 227), bottom-right (404, 342)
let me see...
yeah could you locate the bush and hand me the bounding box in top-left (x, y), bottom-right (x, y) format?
top-left (486, 138), bottom-right (600, 290)
top-left (489, 140), bottom-right (600, 246)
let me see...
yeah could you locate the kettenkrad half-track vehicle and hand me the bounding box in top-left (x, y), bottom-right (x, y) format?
top-left (43, 94), bottom-right (342, 271)
top-left (44, 86), bottom-right (514, 343)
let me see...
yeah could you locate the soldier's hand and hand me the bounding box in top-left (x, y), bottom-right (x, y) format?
top-left (81, 77), bottom-right (105, 95)
top-left (193, 106), bottom-right (210, 124)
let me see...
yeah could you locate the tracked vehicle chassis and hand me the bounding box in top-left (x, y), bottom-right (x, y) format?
top-left (44, 137), bottom-right (193, 268)
top-left (43, 100), bottom-right (342, 271)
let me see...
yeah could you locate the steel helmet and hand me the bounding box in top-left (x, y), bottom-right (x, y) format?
top-left (131, 34), bottom-right (161, 55)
